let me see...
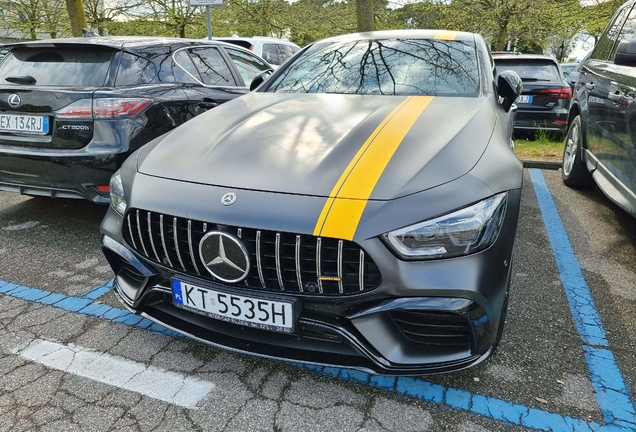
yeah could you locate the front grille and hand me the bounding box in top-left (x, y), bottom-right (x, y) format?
top-left (123, 209), bottom-right (381, 296)
top-left (390, 310), bottom-right (473, 346)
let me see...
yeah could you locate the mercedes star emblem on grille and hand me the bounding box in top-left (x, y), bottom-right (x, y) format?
top-left (199, 231), bottom-right (250, 283)
top-left (8, 94), bottom-right (21, 108)
top-left (221, 192), bottom-right (237, 206)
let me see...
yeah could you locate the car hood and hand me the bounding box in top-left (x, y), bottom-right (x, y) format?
top-left (138, 93), bottom-right (496, 200)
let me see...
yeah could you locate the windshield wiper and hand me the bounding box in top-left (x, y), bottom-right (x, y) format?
top-left (5, 75), bottom-right (37, 85)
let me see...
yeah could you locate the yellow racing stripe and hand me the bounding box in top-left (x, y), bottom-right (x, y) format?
top-left (434, 31), bottom-right (459, 41)
top-left (313, 96), bottom-right (434, 240)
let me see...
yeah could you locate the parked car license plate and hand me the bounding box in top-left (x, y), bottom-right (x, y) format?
top-left (171, 279), bottom-right (294, 333)
top-left (516, 95), bottom-right (533, 104)
top-left (0, 114), bottom-right (49, 134)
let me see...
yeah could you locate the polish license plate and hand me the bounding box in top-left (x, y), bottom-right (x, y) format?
top-left (171, 279), bottom-right (294, 333)
top-left (516, 95), bottom-right (533, 104)
top-left (0, 114), bottom-right (49, 134)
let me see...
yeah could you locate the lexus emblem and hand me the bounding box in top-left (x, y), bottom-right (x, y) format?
top-left (221, 192), bottom-right (237, 206)
top-left (8, 94), bottom-right (21, 108)
top-left (199, 231), bottom-right (250, 283)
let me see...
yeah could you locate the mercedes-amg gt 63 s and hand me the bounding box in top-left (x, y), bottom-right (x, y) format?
top-left (101, 30), bottom-right (524, 375)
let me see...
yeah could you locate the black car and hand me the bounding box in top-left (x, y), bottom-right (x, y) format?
top-left (562, 0), bottom-right (636, 218)
top-left (100, 30), bottom-right (523, 375)
top-left (493, 53), bottom-right (572, 136)
top-left (0, 37), bottom-right (272, 203)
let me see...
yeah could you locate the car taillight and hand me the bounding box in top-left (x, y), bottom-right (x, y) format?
top-left (54, 98), bottom-right (151, 119)
top-left (55, 99), bottom-right (93, 118)
top-left (93, 99), bottom-right (151, 118)
top-left (538, 87), bottom-right (572, 99)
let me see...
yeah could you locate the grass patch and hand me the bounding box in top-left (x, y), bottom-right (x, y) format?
top-left (514, 131), bottom-right (564, 162)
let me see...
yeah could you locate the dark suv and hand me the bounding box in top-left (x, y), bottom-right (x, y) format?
top-left (0, 37), bottom-right (272, 203)
top-left (493, 54), bottom-right (572, 136)
top-left (562, 0), bottom-right (636, 218)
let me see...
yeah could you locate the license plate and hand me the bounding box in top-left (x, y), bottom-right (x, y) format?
top-left (589, 96), bottom-right (606, 105)
top-left (171, 279), bottom-right (295, 333)
top-left (0, 114), bottom-right (49, 134)
top-left (516, 95), bottom-right (533, 104)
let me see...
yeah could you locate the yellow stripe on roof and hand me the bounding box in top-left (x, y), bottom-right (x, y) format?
top-left (434, 31), bottom-right (459, 41)
top-left (313, 96), bottom-right (434, 240)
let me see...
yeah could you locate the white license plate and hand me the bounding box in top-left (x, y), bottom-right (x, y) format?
top-left (516, 95), bottom-right (533, 104)
top-left (171, 279), bottom-right (294, 333)
top-left (0, 114), bottom-right (49, 134)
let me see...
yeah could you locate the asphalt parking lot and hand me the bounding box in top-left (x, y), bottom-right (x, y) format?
top-left (0, 168), bottom-right (635, 432)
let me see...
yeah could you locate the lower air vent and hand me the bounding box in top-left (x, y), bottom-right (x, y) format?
top-left (390, 310), bottom-right (473, 346)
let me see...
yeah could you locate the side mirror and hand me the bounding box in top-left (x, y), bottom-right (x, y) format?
top-left (615, 40), bottom-right (636, 66)
top-left (497, 70), bottom-right (523, 113)
top-left (250, 69), bottom-right (274, 91)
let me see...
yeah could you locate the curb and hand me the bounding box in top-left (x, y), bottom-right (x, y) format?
top-left (521, 160), bottom-right (561, 170)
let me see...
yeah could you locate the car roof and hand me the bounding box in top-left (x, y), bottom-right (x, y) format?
top-left (212, 36), bottom-right (300, 47)
top-left (3, 36), bottom-right (227, 50)
top-left (316, 30), bottom-right (476, 44)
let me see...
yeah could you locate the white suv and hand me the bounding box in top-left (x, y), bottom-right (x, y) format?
top-left (212, 36), bottom-right (300, 68)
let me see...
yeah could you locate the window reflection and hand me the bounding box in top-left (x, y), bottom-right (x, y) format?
top-left (267, 39), bottom-right (479, 96)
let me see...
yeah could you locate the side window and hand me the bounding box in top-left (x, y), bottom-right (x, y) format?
top-left (261, 44), bottom-right (279, 65)
top-left (188, 47), bottom-right (236, 86)
top-left (226, 48), bottom-right (270, 85)
top-left (115, 52), bottom-right (158, 86)
top-left (173, 49), bottom-right (201, 84)
top-left (593, 6), bottom-right (632, 61)
top-left (277, 45), bottom-right (295, 64)
top-left (611, 7), bottom-right (636, 61)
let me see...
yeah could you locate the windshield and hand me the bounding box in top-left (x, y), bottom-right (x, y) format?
top-left (266, 39), bottom-right (480, 96)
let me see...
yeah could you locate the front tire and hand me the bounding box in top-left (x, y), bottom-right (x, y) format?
top-left (562, 115), bottom-right (594, 187)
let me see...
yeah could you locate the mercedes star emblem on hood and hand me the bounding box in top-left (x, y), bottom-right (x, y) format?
top-left (199, 231), bottom-right (250, 283)
top-left (221, 192), bottom-right (237, 206)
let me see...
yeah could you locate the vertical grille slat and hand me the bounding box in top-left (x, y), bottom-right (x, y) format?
top-left (147, 212), bottom-right (161, 262)
top-left (123, 209), bottom-right (381, 296)
top-left (173, 217), bottom-right (187, 272)
top-left (136, 210), bottom-right (149, 258)
top-left (256, 230), bottom-right (266, 288)
top-left (359, 249), bottom-right (365, 291)
top-left (275, 233), bottom-right (284, 290)
top-left (159, 214), bottom-right (173, 268)
top-left (188, 220), bottom-right (201, 276)
top-left (295, 235), bottom-right (303, 293)
top-left (316, 238), bottom-right (324, 294)
top-left (337, 240), bottom-right (344, 294)
top-left (127, 213), bottom-right (137, 249)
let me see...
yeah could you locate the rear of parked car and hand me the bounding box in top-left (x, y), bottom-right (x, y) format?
top-left (493, 54), bottom-right (572, 136)
top-left (0, 37), bottom-right (271, 203)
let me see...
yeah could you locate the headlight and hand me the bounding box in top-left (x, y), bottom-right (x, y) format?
top-left (384, 192), bottom-right (507, 260)
top-left (110, 169), bottom-right (127, 216)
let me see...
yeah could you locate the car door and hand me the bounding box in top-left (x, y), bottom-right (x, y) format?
top-left (581, 4), bottom-right (633, 161)
top-left (223, 47), bottom-right (272, 87)
top-left (583, 4), bottom-right (636, 192)
top-left (173, 46), bottom-right (247, 116)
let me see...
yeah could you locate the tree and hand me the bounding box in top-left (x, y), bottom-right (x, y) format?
top-left (357, 0), bottom-right (374, 32)
top-left (124, 0), bottom-right (203, 38)
top-left (83, 0), bottom-right (142, 35)
top-left (65, 0), bottom-right (88, 36)
top-left (581, 0), bottom-right (624, 44)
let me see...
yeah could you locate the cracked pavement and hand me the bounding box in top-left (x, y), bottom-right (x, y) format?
top-left (0, 169), bottom-right (635, 431)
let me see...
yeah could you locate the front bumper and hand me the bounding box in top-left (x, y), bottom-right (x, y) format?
top-left (101, 186), bottom-right (521, 375)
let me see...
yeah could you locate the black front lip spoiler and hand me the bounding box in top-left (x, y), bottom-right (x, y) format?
top-left (112, 280), bottom-right (491, 376)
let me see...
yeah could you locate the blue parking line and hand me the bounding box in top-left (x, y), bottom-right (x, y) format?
top-left (529, 169), bottom-right (636, 429)
top-left (0, 170), bottom-right (634, 430)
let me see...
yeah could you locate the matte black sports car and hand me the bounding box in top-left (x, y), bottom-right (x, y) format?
top-left (101, 30), bottom-right (524, 375)
top-left (0, 37), bottom-right (271, 202)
